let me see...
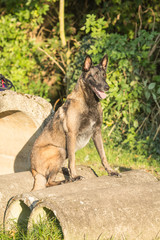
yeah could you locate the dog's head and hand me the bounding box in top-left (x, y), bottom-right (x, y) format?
top-left (82, 55), bottom-right (109, 99)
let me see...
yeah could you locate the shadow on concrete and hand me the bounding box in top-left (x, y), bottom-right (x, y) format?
top-left (119, 166), bottom-right (132, 172)
top-left (14, 110), bottom-right (54, 173)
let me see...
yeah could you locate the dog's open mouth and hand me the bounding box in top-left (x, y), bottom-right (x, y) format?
top-left (92, 87), bottom-right (107, 99)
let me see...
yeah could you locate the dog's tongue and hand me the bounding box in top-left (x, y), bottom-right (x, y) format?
top-left (97, 90), bottom-right (107, 99)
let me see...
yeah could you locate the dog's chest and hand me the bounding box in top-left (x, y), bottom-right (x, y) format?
top-left (75, 118), bottom-right (96, 151)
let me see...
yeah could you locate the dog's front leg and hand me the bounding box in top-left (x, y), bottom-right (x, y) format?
top-left (93, 129), bottom-right (120, 176)
top-left (67, 132), bottom-right (82, 181)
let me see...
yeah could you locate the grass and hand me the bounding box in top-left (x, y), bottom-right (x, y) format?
top-left (1, 222), bottom-right (160, 240)
top-left (76, 139), bottom-right (160, 179)
top-left (1, 139), bottom-right (160, 239)
top-left (0, 213), bottom-right (64, 240)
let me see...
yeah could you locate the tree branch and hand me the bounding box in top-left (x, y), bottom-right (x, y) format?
top-left (38, 47), bottom-right (66, 74)
top-left (59, 0), bottom-right (66, 47)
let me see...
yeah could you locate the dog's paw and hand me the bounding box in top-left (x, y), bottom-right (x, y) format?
top-left (108, 170), bottom-right (122, 178)
top-left (112, 172), bottom-right (121, 178)
top-left (70, 175), bottom-right (84, 182)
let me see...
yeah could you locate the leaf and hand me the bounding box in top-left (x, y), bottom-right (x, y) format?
top-left (152, 92), bottom-right (157, 100)
top-left (81, 26), bottom-right (85, 31)
top-left (143, 80), bottom-right (148, 87)
top-left (157, 87), bottom-right (160, 95)
top-left (134, 120), bottom-right (138, 128)
top-left (123, 117), bottom-right (128, 124)
top-left (144, 90), bottom-right (150, 100)
top-left (148, 82), bottom-right (156, 90)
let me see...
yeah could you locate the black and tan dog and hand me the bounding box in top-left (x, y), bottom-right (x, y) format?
top-left (31, 55), bottom-right (119, 190)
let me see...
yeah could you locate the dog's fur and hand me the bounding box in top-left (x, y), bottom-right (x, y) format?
top-left (31, 55), bottom-right (119, 190)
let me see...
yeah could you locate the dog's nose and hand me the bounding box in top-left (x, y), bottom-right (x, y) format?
top-left (104, 84), bottom-right (109, 91)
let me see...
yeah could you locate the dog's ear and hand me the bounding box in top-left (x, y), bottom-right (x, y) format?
top-left (83, 55), bottom-right (92, 72)
top-left (100, 55), bottom-right (108, 71)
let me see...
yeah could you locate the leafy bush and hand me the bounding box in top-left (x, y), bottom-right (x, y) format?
top-left (0, 1), bottom-right (50, 99)
top-left (67, 14), bottom-right (160, 157)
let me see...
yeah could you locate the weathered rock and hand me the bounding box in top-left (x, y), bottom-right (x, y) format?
top-left (0, 165), bottom-right (97, 224)
top-left (29, 180), bottom-right (160, 240)
top-left (3, 170), bottom-right (160, 240)
top-left (0, 90), bottom-right (53, 175)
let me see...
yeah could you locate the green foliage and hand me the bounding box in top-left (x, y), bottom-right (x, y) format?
top-left (0, 0), bottom-right (160, 157)
top-left (0, 214), bottom-right (63, 240)
top-left (0, 1), bottom-right (50, 98)
top-left (67, 14), bottom-right (160, 157)
top-left (97, 0), bottom-right (160, 35)
top-left (1, 0), bottom-right (159, 103)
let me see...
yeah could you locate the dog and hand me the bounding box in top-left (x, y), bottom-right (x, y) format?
top-left (31, 54), bottom-right (119, 190)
